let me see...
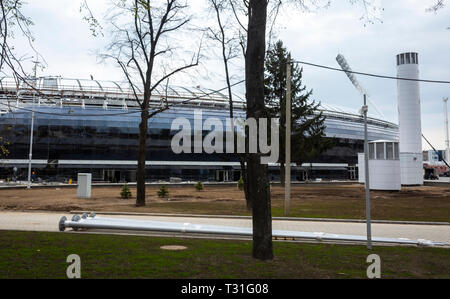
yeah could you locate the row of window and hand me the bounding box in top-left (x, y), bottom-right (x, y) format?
top-left (368, 142), bottom-right (399, 160)
top-left (397, 52), bottom-right (418, 65)
top-left (0, 106), bottom-right (399, 164)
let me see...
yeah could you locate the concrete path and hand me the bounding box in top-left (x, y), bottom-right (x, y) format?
top-left (425, 177), bottom-right (450, 183)
top-left (0, 211), bottom-right (449, 246)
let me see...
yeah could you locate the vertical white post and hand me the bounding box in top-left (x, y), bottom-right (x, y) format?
top-left (363, 94), bottom-right (372, 249)
top-left (444, 97), bottom-right (449, 162)
top-left (27, 64), bottom-right (38, 189)
top-left (285, 54), bottom-right (291, 216)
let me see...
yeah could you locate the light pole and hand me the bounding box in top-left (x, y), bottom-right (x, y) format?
top-left (362, 94), bottom-right (372, 249)
top-left (285, 54), bottom-right (291, 216)
top-left (27, 61), bottom-right (38, 189)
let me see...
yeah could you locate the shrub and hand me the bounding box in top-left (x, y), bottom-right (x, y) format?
top-left (194, 181), bottom-right (204, 191)
top-left (157, 185), bottom-right (169, 198)
top-left (237, 177), bottom-right (244, 190)
top-left (120, 184), bottom-right (132, 199)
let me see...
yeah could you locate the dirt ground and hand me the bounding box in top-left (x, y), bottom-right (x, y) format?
top-left (0, 184), bottom-right (449, 222)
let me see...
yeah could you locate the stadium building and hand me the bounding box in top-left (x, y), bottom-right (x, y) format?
top-left (0, 76), bottom-right (398, 182)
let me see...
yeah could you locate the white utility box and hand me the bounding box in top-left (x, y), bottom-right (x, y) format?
top-left (368, 140), bottom-right (401, 191)
top-left (77, 173), bottom-right (92, 198)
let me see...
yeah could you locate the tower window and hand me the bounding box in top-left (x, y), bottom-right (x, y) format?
top-left (400, 54), bottom-right (405, 64)
top-left (386, 142), bottom-right (394, 159)
top-left (369, 143), bottom-right (375, 159)
top-left (376, 142), bottom-right (384, 159)
top-left (406, 53), bottom-right (411, 64)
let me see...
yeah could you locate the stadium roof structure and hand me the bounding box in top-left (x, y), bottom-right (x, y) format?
top-left (318, 103), bottom-right (397, 129)
top-left (0, 76), bottom-right (246, 110)
top-left (0, 76), bottom-right (397, 129)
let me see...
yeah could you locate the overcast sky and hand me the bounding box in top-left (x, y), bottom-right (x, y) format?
top-left (15, 0), bottom-right (450, 150)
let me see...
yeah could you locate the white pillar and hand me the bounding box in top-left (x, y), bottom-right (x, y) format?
top-left (396, 52), bottom-right (423, 185)
top-left (444, 97), bottom-right (449, 162)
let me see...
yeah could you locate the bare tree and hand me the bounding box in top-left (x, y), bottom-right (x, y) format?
top-left (426, 0), bottom-right (449, 29)
top-left (102, 0), bottom-right (201, 206)
top-left (0, 0), bottom-right (41, 80)
top-left (206, 0), bottom-right (253, 209)
top-left (80, 0), bottom-right (104, 37)
top-left (243, 0), bottom-right (274, 261)
top-left (0, 0), bottom-right (44, 162)
top-left (427, 0), bottom-right (446, 12)
top-left (207, 0), bottom-right (238, 116)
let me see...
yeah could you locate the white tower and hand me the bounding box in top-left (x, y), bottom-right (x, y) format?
top-left (396, 52), bottom-right (423, 185)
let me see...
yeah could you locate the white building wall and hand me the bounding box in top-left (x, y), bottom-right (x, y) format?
top-left (369, 159), bottom-right (401, 191)
top-left (400, 152), bottom-right (424, 185)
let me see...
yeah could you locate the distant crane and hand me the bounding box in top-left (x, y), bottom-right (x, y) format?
top-left (336, 54), bottom-right (386, 120)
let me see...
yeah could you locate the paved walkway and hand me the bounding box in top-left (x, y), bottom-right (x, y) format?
top-left (0, 211), bottom-right (449, 245)
top-left (425, 177), bottom-right (450, 183)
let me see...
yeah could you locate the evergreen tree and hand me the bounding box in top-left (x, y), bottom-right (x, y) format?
top-left (194, 181), bottom-right (204, 191)
top-left (157, 185), bottom-right (169, 198)
top-left (264, 40), bottom-right (333, 185)
top-left (237, 177), bottom-right (244, 191)
top-left (120, 184), bottom-right (132, 199)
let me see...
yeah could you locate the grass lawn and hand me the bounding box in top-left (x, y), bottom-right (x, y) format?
top-left (0, 230), bottom-right (448, 279)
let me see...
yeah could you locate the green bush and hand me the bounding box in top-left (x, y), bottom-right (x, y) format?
top-left (194, 181), bottom-right (204, 191)
top-left (120, 184), bottom-right (132, 199)
top-left (237, 177), bottom-right (244, 191)
top-left (157, 185), bottom-right (169, 198)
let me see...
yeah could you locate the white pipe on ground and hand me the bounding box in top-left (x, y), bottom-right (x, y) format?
top-left (58, 215), bottom-right (447, 247)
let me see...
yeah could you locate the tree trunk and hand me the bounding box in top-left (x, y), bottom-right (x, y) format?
top-left (248, 156), bottom-right (272, 260)
top-left (136, 108), bottom-right (149, 207)
top-left (246, 0), bottom-right (273, 260)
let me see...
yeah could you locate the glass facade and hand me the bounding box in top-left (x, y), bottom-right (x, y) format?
top-left (0, 104), bottom-right (398, 182)
top-left (0, 106), bottom-right (247, 161)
